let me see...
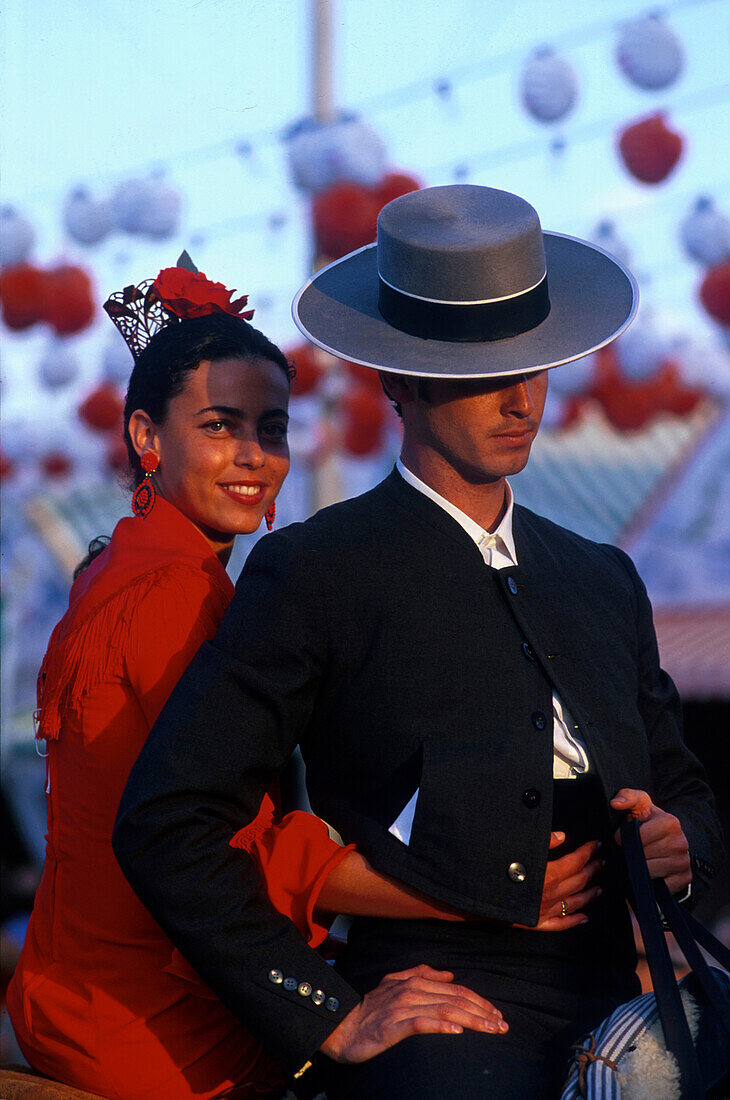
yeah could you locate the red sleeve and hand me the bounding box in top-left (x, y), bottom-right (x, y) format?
top-left (125, 564), bottom-right (229, 729)
top-left (230, 796), bottom-right (355, 947)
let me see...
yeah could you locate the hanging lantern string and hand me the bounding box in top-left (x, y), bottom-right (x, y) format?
top-left (355, 0), bottom-right (716, 118)
top-left (14, 0), bottom-right (722, 212)
top-left (423, 81), bottom-right (730, 182)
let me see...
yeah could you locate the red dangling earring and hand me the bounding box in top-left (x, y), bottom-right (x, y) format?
top-left (132, 452), bottom-right (159, 518)
top-left (265, 502), bottom-right (276, 530)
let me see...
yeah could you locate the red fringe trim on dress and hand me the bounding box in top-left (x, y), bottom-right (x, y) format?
top-left (35, 565), bottom-right (226, 741)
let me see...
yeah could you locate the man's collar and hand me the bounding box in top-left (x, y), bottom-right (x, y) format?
top-left (395, 458), bottom-right (516, 561)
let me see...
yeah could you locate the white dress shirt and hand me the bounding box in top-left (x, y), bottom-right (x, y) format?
top-left (389, 459), bottom-right (590, 845)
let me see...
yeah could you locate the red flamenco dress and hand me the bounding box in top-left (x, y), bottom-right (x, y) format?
top-left (7, 497), bottom-right (352, 1099)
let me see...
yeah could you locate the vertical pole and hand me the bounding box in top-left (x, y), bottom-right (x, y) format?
top-left (309, 0), bottom-right (342, 510)
top-left (312, 0), bottom-right (334, 124)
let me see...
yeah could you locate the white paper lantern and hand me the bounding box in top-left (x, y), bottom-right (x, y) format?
top-left (615, 315), bottom-right (667, 381)
top-left (680, 197), bottom-right (730, 267)
top-left (520, 47), bottom-right (578, 124)
top-left (138, 176), bottom-right (182, 240)
top-left (111, 177), bottom-right (181, 239)
top-left (615, 14), bottom-right (684, 92)
top-left (111, 179), bottom-right (151, 234)
top-left (283, 112), bottom-right (388, 195)
top-left (0, 205), bottom-right (35, 268)
top-left (591, 220), bottom-right (631, 269)
top-left (38, 340), bottom-right (81, 390)
top-left (102, 330), bottom-right (134, 385)
top-left (63, 187), bottom-right (112, 246)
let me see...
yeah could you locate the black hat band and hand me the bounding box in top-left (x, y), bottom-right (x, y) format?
top-left (378, 272), bottom-right (551, 343)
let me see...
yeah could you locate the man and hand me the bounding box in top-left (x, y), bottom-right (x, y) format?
top-left (114, 185), bottom-right (721, 1097)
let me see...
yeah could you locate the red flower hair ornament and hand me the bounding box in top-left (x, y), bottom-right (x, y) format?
top-left (152, 267), bottom-right (255, 321)
top-left (103, 253), bottom-right (255, 359)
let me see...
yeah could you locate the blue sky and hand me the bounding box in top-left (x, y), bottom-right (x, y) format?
top-left (2, 0), bottom-right (729, 427)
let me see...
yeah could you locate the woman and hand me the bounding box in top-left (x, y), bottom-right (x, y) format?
top-left (7, 265), bottom-right (506, 1100)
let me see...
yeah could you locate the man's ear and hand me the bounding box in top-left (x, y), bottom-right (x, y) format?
top-left (379, 371), bottom-right (418, 408)
top-left (127, 409), bottom-right (159, 463)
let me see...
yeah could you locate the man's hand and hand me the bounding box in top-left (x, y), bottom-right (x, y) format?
top-left (515, 832), bottom-right (603, 931)
top-left (319, 964), bottom-right (508, 1064)
top-left (611, 788), bottom-right (691, 895)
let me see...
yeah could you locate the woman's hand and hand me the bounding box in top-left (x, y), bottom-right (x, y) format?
top-left (515, 832), bottom-right (603, 931)
top-left (319, 964), bottom-right (508, 1064)
top-left (610, 788), bottom-right (691, 895)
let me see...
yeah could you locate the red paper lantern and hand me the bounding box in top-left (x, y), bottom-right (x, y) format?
top-left (42, 451), bottom-right (73, 478)
top-left (42, 264), bottom-right (96, 336)
top-left (344, 358), bottom-right (384, 392)
top-left (590, 346), bottom-right (703, 430)
top-left (341, 387), bottom-right (387, 456)
top-left (617, 114), bottom-right (684, 185)
top-left (107, 437), bottom-right (130, 474)
top-left (313, 182), bottom-right (380, 260)
top-left (0, 451), bottom-right (15, 480)
top-left (699, 262), bottom-right (730, 325)
top-left (0, 263), bottom-right (45, 330)
top-left (374, 172), bottom-right (422, 208)
top-left (78, 383), bottom-right (124, 433)
top-left (313, 173), bottom-right (422, 261)
top-left (287, 343), bottom-right (322, 396)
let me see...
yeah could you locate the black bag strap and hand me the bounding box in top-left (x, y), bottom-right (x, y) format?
top-left (653, 879), bottom-right (730, 1031)
top-left (621, 818), bottom-right (705, 1099)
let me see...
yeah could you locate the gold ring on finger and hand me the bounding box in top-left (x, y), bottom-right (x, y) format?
top-left (560, 899), bottom-right (568, 918)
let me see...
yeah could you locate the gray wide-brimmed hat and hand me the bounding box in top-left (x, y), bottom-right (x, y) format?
top-left (292, 184), bottom-right (638, 378)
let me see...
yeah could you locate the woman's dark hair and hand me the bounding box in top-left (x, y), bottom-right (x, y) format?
top-left (123, 312), bottom-right (292, 487)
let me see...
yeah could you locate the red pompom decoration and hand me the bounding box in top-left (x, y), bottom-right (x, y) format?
top-left (341, 387), bottom-right (387, 455)
top-left (699, 262), bottom-right (730, 325)
top-left (286, 343), bottom-right (322, 396)
top-left (617, 113), bottom-right (684, 185)
top-left (78, 383), bottom-right (124, 433)
top-left (42, 264), bottom-right (96, 336)
top-left (0, 263), bottom-right (46, 330)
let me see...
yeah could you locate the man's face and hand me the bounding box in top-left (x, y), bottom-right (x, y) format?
top-left (396, 370), bottom-right (549, 488)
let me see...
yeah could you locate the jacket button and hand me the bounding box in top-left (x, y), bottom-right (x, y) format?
top-left (326, 996), bottom-right (340, 1012)
top-left (522, 788), bottom-right (541, 808)
top-left (507, 576), bottom-right (518, 595)
top-left (532, 710), bottom-right (547, 731)
top-left (522, 641), bottom-right (535, 661)
top-left (508, 861), bottom-right (526, 883)
top-left (268, 968), bottom-right (283, 984)
top-left (311, 989), bottom-right (326, 1006)
top-left (298, 981), bottom-right (313, 997)
top-left (283, 977), bottom-right (297, 991)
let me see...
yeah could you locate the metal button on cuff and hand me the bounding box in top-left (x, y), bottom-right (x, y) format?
top-left (283, 977), bottom-right (297, 991)
top-left (311, 989), bottom-right (326, 1006)
top-left (268, 968), bottom-right (283, 984)
top-left (325, 996), bottom-right (340, 1012)
top-left (508, 861), bottom-right (527, 883)
top-left (298, 981), bottom-right (313, 997)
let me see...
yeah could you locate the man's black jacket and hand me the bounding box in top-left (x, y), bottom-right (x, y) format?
top-left (113, 470), bottom-right (722, 1073)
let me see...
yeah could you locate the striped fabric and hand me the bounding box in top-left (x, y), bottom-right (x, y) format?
top-left (560, 975), bottom-right (692, 1099)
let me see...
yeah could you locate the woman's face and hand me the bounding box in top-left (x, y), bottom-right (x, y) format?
top-left (133, 356), bottom-right (290, 554)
